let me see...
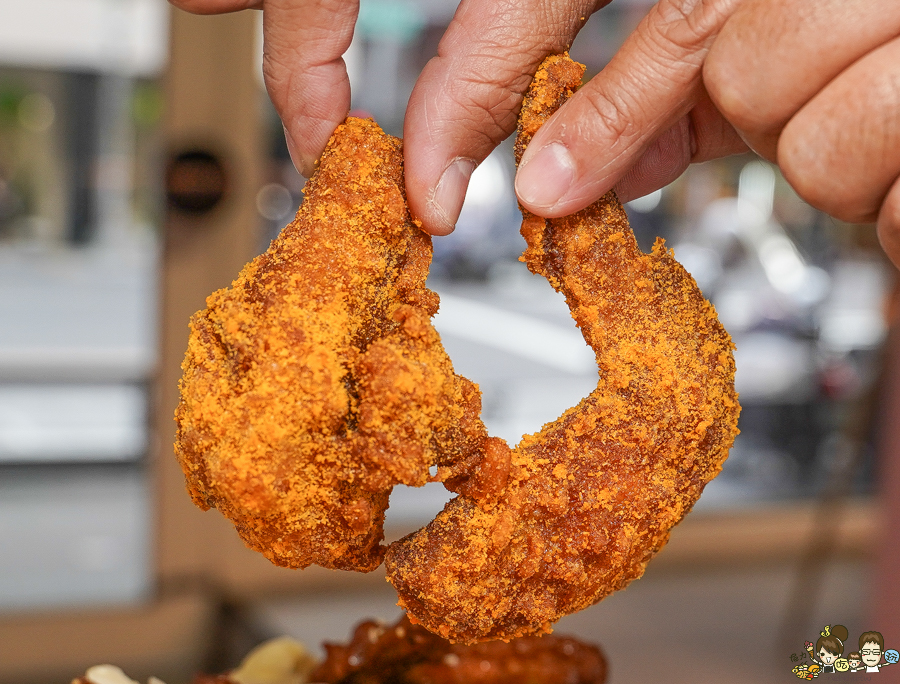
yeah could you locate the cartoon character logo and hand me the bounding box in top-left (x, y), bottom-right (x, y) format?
top-left (809, 624), bottom-right (849, 674)
top-left (792, 627), bottom-right (897, 676)
top-left (792, 663), bottom-right (820, 680)
top-left (858, 631), bottom-right (898, 673)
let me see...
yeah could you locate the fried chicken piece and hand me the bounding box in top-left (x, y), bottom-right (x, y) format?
top-left (176, 54), bottom-right (737, 642)
top-left (384, 54), bottom-right (740, 642)
top-left (174, 118), bottom-right (489, 571)
top-left (309, 614), bottom-right (607, 684)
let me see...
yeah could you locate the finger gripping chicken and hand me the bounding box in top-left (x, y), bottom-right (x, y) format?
top-left (383, 54), bottom-right (740, 642)
top-left (175, 119), bottom-right (488, 571)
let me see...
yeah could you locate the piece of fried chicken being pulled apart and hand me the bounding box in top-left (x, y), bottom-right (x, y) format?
top-left (175, 118), bottom-right (490, 571)
top-left (384, 54), bottom-right (740, 642)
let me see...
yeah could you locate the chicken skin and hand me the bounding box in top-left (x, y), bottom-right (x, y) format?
top-left (384, 54), bottom-right (740, 642)
top-left (175, 55), bottom-right (738, 643)
top-left (175, 118), bottom-right (488, 571)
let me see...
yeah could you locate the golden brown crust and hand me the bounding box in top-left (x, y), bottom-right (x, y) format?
top-left (175, 55), bottom-right (738, 641)
top-left (175, 118), bottom-right (488, 571)
top-left (383, 53), bottom-right (740, 642)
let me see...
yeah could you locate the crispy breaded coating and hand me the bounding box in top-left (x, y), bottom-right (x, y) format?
top-left (175, 55), bottom-right (738, 641)
top-left (309, 614), bottom-right (607, 684)
top-left (174, 118), bottom-right (488, 571)
top-left (383, 54), bottom-right (740, 642)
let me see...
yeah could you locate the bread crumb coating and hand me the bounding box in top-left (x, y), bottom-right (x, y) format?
top-left (175, 118), bottom-right (488, 571)
top-left (175, 54), bottom-right (739, 643)
top-left (383, 54), bottom-right (740, 642)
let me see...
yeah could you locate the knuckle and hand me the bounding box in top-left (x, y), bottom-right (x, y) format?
top-left (700, 0), bottom-right (795, 137)
top-left (653, 0), bottom-right (736, 53)
top-left (579, 86), bottom-right (639, 145)
top-left (428, 46), bottom-right (543, 148)
top-left (779, 144), bottom-right (876, 224)
top-left (261, 53), bottom-right (289, 108)
top-left (779, 77), bottom-right (899, 224)
top-left (484, 0), bottom-right (581, 50)
top-left (445, 76), bottom-right (519, 148)
top-left (703, 54), bottom-right (778, 136)
top-left (429, 0), bottom-right (599, 150)
top-left (442, 0), bottom-right (578, 68)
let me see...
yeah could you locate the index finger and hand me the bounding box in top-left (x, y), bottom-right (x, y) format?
top-left (403, 0), bottom-right (607, 235)
top-left (263, 0), bottom-right (360, 178)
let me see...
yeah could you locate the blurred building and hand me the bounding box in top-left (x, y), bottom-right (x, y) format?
top-left (0, 0), bottom-right (167, 613)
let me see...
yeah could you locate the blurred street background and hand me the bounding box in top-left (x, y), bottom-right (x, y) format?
top-left (0, 1), bottom-right (895, 683)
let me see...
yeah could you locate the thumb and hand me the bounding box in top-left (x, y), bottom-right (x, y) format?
top-left (515, 0), bottom-right (740, 217)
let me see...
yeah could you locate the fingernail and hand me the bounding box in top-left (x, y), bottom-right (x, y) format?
top-left (283, 125), bottom-right (312, 179)
top-left (430, 158), bottom-right (476, 234)
top-left (515, 142), bottom-right (575, 210)
top-left (615, 182), bottom-right (636, 204)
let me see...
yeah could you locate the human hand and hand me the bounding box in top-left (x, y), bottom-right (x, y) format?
top-left (401, 0), bottom-right (608, 234)
top-left (170, 0), bottom-right (612, 235)
top-left (170, 0), bottom-right (360, 181)
top-left (513, 0), bottom-right (900, 267)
